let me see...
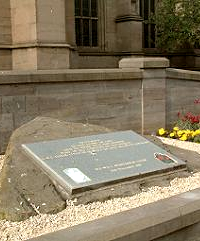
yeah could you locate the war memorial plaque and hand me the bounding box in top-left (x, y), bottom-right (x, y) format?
top-left (22, 131), bottom-right (186, 197)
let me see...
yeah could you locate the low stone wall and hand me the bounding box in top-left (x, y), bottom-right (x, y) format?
top-left (1, 64), bottom-right (200, 153)
top-left (0, 69), bottom-right (143, 153)
top-left (28, 188), bottom-right (200, 241)
top-left (166, 68), bottom-right (200, 128)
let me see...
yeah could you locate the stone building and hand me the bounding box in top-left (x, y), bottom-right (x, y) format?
top-left (1, 0), bottom-right (200, 154)
top-left (0, 0), bottom-right (157, 70)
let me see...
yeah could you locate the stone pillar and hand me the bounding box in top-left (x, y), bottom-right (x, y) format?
top-left (116, 0), bottom-right (142, 53)
top-left (119, 57), bottom-right (169, 134)
top-left (0, 0), bottom-right (12, 70)
top-left (10, 0), bottom-right (76, 70)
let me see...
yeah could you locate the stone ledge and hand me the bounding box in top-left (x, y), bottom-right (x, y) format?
top-left (0, 43), bottom-right (75, 50)
top-left (0, 69), bottom-right (142, 85)
top-left (115, 14), bottom-right (143, 23)
top-left (167, 68), bottom-right (200, 82)
top-left (119, 57), bottom-right (170, 69)
top-left (28, 188), bottom-right (200, 241)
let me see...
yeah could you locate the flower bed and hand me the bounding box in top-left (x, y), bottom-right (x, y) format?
top-left (158, 127), bottom-right (200, 142)
top-left (157, 99), bottom-right (200, 143)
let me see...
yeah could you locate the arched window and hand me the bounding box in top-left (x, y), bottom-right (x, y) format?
top-left (75, 0), bottom-right (98, 47)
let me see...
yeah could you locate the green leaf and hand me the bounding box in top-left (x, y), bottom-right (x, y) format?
top-left (153, 0), bottom-right (200, 51)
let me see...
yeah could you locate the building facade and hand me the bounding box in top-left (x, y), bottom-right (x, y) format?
top-left (0, 0), bottom-right (154, 70)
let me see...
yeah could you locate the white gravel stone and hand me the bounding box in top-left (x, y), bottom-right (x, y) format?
top-left (0, 138), bottom-right (200, 241)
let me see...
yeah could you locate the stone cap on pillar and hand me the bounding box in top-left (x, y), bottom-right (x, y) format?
top-left (119, 57), bottom-right (169, 69)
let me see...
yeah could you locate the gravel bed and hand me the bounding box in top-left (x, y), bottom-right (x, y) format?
top-left (0, 138), bottom-right (200, 241)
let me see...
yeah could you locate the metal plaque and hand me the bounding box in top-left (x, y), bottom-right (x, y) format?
top-left (22, 131), bottom-right (186, 195)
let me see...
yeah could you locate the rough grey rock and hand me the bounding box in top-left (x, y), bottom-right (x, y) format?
top-left (0, 117), bottom-right (111, 221)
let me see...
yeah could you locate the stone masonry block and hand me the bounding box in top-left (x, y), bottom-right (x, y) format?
top-left (35, 83), bottom-right (74, 95)
top-left (96, 92), bottom-right (124, 104)
top-left (119, 57), bottom-right (169, 69)
top-left (142, 78), bottom-right (166, 89)
top-left (104, 79), bottom-right (142, 91)
top-left (58, 93), bottom-right (96, 108)
top-left (2, 96), bottom-right (13, 113)
top-left (13, 96), bottom-right (26, 112)
top-left (142, 69), bottom-right (166, 79)
top-left (143, 99), bottom-right (166, 114)
top-left (0, 113), bottom-right (14, 132)
top-left (0, 0), bottom-right (12, 45)
top-left (0, 97), bottom-right (2, 114)
top-left (37, 0), bottom-right (66, 42)
top-left (0, 131), bottom-right (12, 154)
top-left (116, 0), bottom-right (131, 16)
top-left (37, 47), bottom-right (70, 70)
top-left (38, 96), bottom-right (60, 112)
top-left (141, 63), bottom-right (167, 134)
top-left (0, 84), bottom-right (35, 96)
top-left (10, 0), bottom-right (37, 44)
top-left (25, 96), bottom-right (39, 114)
top-left (117, 21), bottom-right (142, 52)
top-left (12, 48), bottom-right (37, 70)
top-left (0, 50), bottom-right (12, 70)
top-left (143, 88), bottom-right (165, 100)
top-left (2, 96), bottom-right (25, 113)
top-left (143, 112), bottom-right (166, 130)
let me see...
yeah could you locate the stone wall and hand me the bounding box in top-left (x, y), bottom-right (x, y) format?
top-left (2, 0), bottom-right (200, 71)
top-left (0, 0), bottom-right (143, 70)
top-left (0, 49), bottom-right (12, 70)
top-left (0, 69), bottom-right (142, 153)
top-left (119, 57), bottom-right (169, 134)
top-left (0, 0), bottom-right (12, 70)
top-left (1, 61), bottom-right (200, 153)
top-left (36, 0), bottom-right (66, 43)
top-left (74, 0), bottom-right (143, 69)
top-left (9, 0), bottom-right (71, 70)
top-left (10, 0), bottom-right (36, 44)
top-left (0, 0), bottom-right (12, 45)
top-left (166, 68), bottom-right (200, 128)
top-left (104, 0), bottom-right (142, 53)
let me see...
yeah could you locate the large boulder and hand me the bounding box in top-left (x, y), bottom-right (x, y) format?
top-left (0, 117), bottom-right (111, 221)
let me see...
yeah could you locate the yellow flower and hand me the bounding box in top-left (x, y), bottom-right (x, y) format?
top-left (169, 132), bottom-right (175, 138)
top-left (184, 129), bottom-right (191, 134)
top-left (173, 126), bottom-right (179, 131)
top-left (158, 128), bottom-right (166, 136)
top-left (194, 129), bottom-right (200, 136)
top-left (177, 130), bottom-right (183, 137)
top-left (180, 134), bottom-right (187, 141)
top-left (191, 130), bottom-right (195, 137)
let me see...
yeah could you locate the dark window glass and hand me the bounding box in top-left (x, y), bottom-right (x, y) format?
top-left (150, 0), bottom-right (155, 13)
top-left (144, 24), bottom-right (149, 48)
top-left (75, 18), bottom-right (81, 46)
top-left (75, 0), bottom-right (81, 16)
top-left (83, 19), bottom-right (90, 46)
top-left (91, 0), bottom-right (98, 17)
top-left (140, 0), bottom-right (156, 48)
top-left (75, 0), bottom-right (98, 47)
top-left (144, 0), bottom-right (149, 20)
top-left (150, 24), bottom-right (156, 48)
top-left (82, 0), bottom-right (90, 16)
top-left (92, 20), bottom-right (98, 46)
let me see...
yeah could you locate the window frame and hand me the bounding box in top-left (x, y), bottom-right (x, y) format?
top-left (75, 0), bottom-right (105, 52)
top-left (140, 0), bottom-right (156, 49)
